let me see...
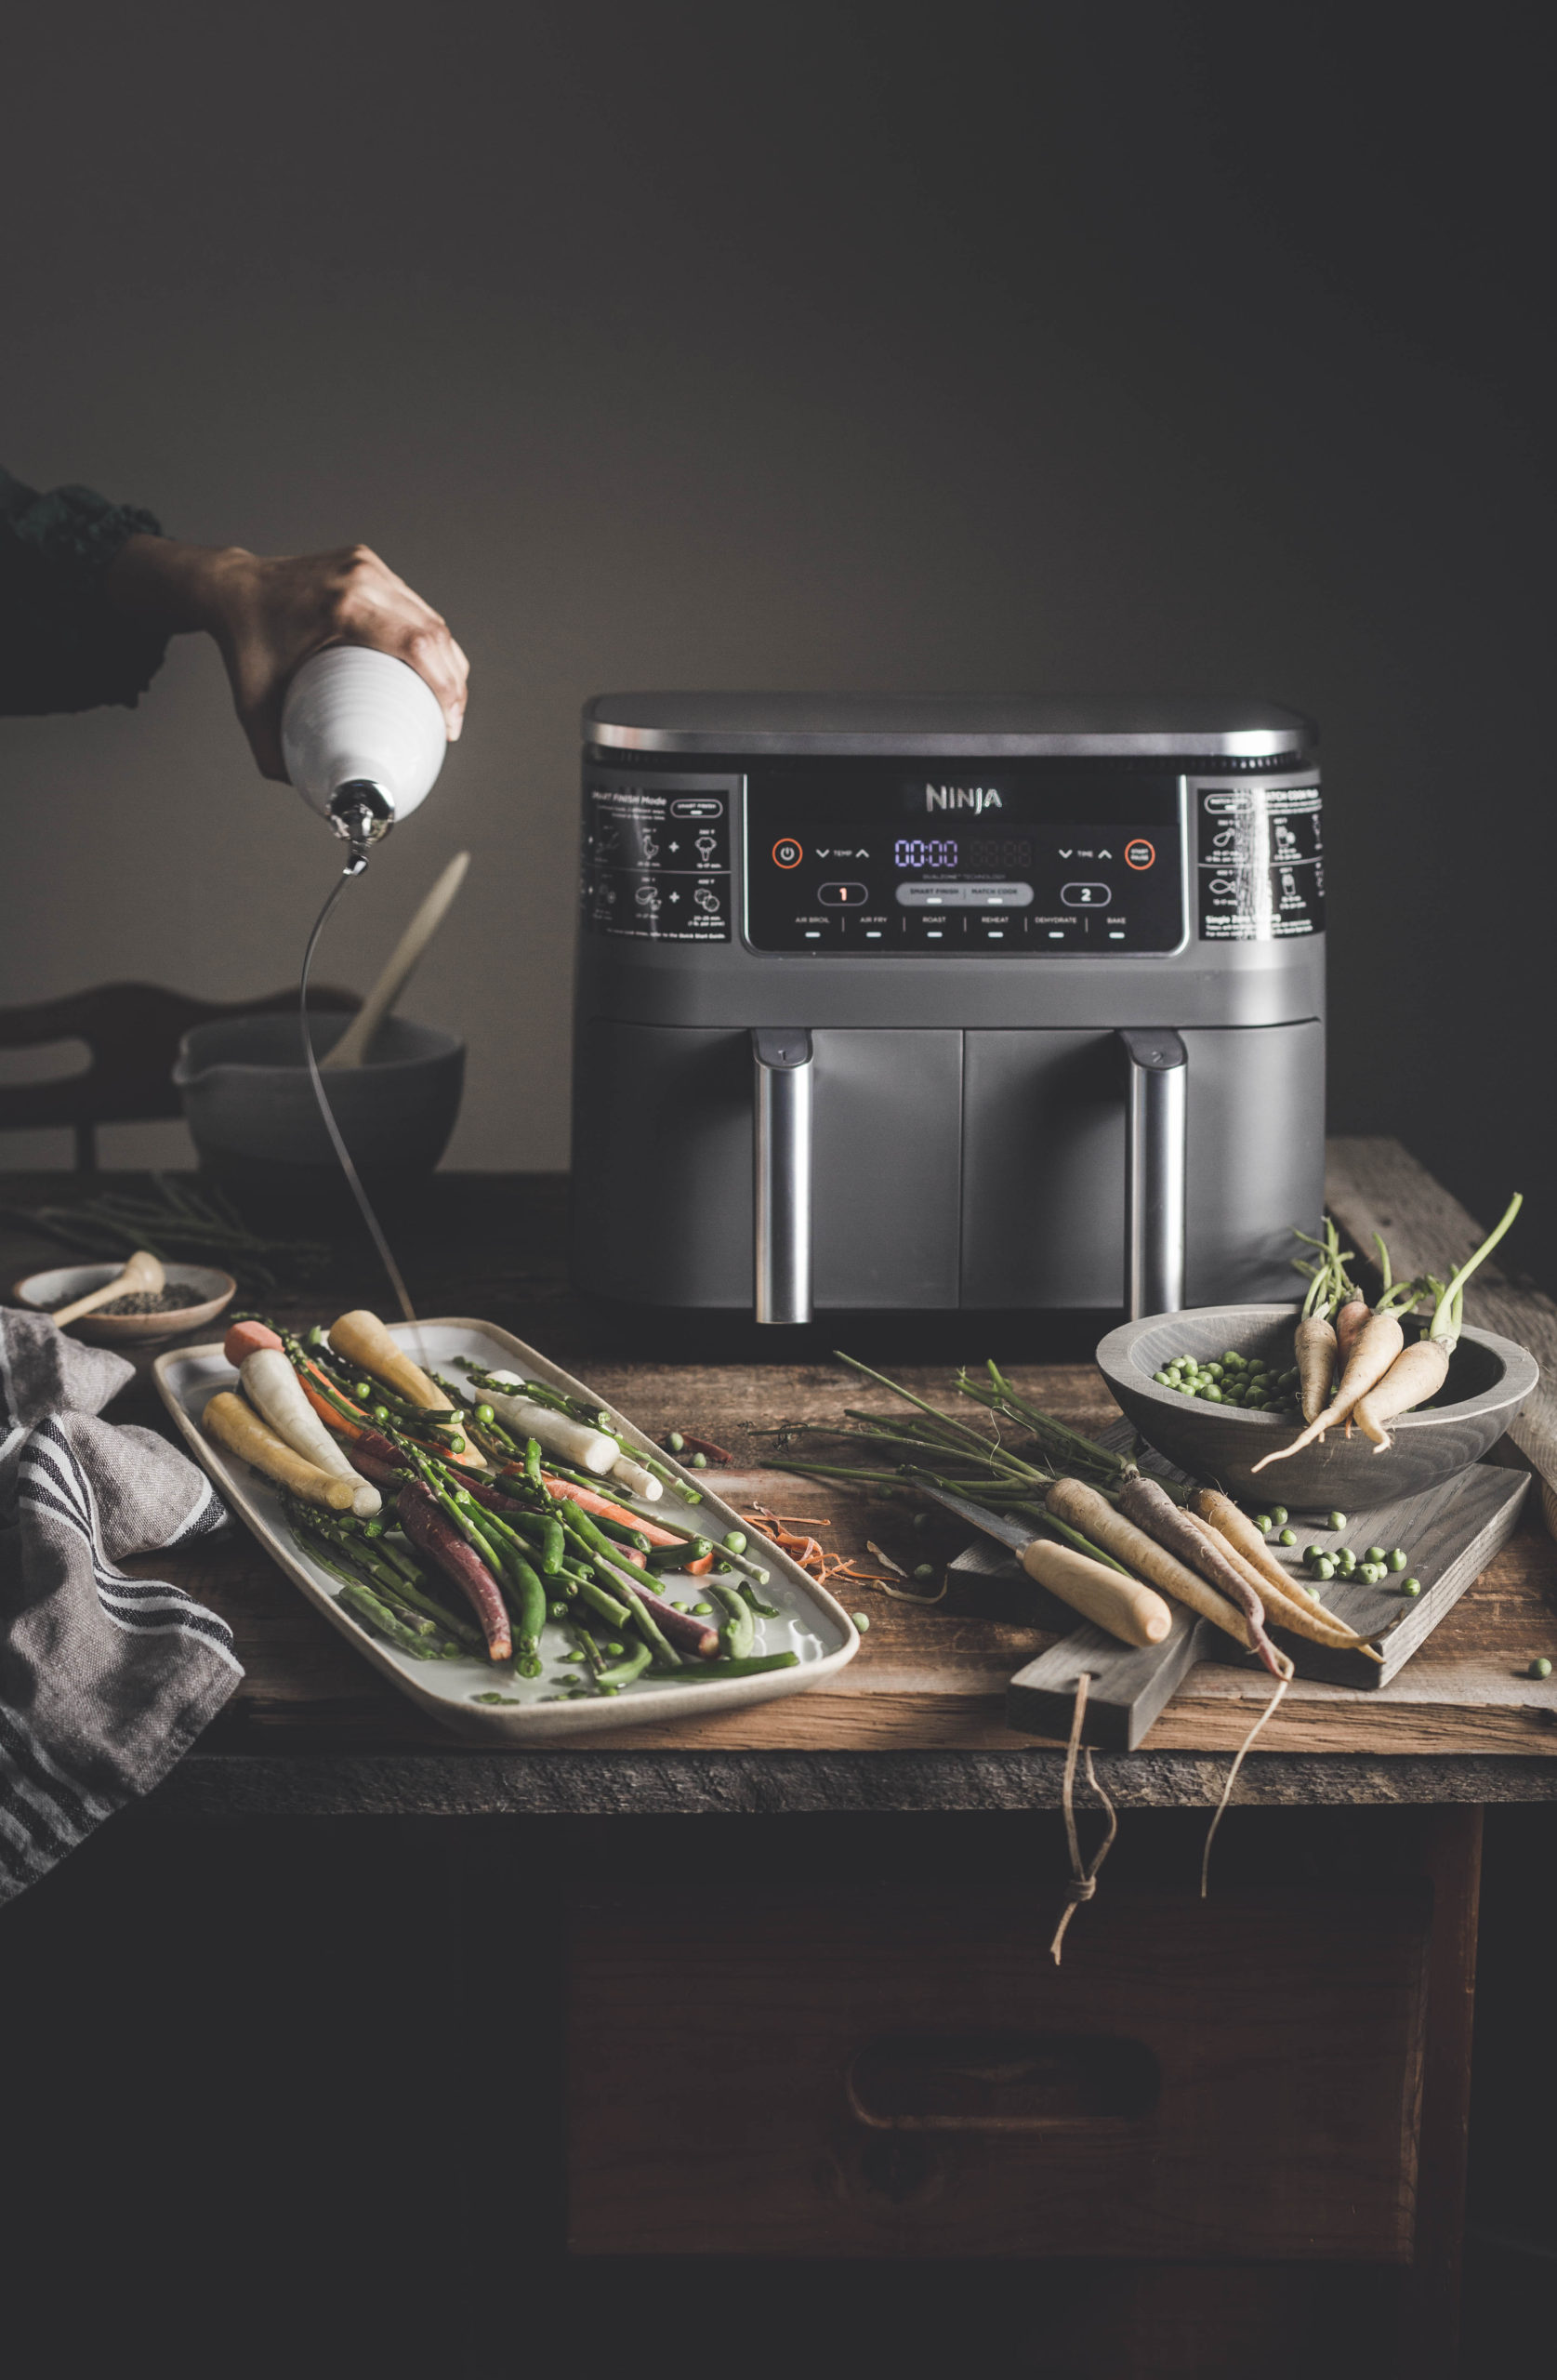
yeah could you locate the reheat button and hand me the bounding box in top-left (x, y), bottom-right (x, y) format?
top-left (818, 881), bottom-right (869, 906)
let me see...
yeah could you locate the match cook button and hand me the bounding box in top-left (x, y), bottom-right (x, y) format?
top-left (1061, 881), bottom-right (1112, 907)
top-left (818, 881), bottom-right (869, 906)
top-left (772, 840), bottom-right (803, 867)
top-left (1125, 840), bottom-right (1155, 869)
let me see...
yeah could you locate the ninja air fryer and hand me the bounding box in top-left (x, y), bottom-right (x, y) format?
top-left (571, 696), bottom-right (1324, 1321)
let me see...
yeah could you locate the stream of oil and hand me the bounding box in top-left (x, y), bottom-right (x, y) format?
top-left (299, 851), bottom-right (425, 1345)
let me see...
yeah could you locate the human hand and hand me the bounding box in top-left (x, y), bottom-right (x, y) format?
top-left (106, 537), bottom-right (468, 780)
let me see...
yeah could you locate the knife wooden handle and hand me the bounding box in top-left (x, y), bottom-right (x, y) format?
top-left (1021, 1539), bottom-right (1172, 1648)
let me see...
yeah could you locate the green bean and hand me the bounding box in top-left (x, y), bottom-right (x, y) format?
top-left (598, 1641), bottom-right (654, 1689)
top-left (665, 1653), bottom-right (800, 1681)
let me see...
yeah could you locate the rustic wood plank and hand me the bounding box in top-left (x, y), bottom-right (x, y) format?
top-left (1326, 1135), bottom-right (1557, 1519)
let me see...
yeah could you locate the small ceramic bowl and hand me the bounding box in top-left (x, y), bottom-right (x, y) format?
top-left (1095, 1302), bottom-right (1538, 1506)
top-left (12, 1263), bottom-right (238, 1346)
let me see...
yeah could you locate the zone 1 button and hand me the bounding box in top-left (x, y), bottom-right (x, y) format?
top-left (818, 881), bottom-right (868, 906)
top-left (772, 840), bottom-right (803, 868)
top-left (1125, 839), bottom-right (1155, 869)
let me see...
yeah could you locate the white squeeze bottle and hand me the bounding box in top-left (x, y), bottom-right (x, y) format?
top-left (281, 647), bottom-right (447, 850)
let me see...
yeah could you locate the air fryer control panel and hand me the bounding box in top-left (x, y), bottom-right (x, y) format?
top-left (743, 765), bottom-right (1184, 953)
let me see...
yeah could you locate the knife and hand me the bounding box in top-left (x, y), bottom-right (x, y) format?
top-left (917, 1483), bottom-right (1172, 1649)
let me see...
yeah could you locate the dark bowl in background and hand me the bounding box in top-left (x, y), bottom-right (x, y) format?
top-left (1095, 1302), bottom-right (1538, 1507)
top-left (174, 1012), bottom-right (464, 1222)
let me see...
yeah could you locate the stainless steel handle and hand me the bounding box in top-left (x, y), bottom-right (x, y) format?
top-left (1119, 1029), bottom-right (1187, 1319)
top-left (753, 1028), bottom-right (814, 1325)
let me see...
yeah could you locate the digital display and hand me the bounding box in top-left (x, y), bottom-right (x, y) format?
top-left (744, 765), bottom-right (1183, 954)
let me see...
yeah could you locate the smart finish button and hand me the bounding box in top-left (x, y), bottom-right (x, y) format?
top-left (772, 840), bottom-right (803, 868)
top-left (1062, 882), bottom-right (1112, 907)
top-left (1125, 840), bottom-right (1155, 869)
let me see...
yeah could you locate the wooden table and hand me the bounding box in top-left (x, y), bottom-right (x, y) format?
top-left (6, 1146), bottom-right (1553, 2378)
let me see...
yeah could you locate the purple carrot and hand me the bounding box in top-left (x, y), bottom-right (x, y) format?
top-left (396, 1485), bottom-right (512, 1661)
top-left (1116, 1473), bottom-right (1286, 1679)
top-left (588, 1554), bottom-right (719, 1658)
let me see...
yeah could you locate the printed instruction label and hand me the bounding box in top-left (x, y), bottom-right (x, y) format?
top-left (1198, 783), bottom-right (1324, 941)
top-left (582, 783), bottom-right (732, 943)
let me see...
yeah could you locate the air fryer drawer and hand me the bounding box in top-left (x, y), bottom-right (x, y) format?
top-left (571, 1021), bottom-right (963, 1307)
top-left (567, 1872), bottom-right (1428, 2261)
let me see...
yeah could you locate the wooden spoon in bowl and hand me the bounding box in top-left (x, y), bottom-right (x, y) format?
top-left (50, 1250), bottom-right (165, 1327)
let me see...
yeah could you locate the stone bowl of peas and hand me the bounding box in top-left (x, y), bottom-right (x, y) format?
top-left (1095, 1302), bottom-right (1537, 1504)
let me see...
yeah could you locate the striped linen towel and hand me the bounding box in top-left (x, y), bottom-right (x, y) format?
top-left (0, 1308), bottom-right (241, 1903)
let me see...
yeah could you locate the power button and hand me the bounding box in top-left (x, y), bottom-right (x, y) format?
top-left (772, 840), bottom-right (803, 868)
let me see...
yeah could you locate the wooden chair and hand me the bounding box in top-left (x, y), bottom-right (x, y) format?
top-left (0, 982), bottom-right (358, 1171)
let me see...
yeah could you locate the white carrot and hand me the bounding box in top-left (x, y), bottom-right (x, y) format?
top-left (1252, 1297), bottom-right (1415, 1472)
top-left (1355, 1193), bottom-right (1523, 1450)
top-left (481, 1378), bottom-right (619, 1475)
top-left (239, 1349), bottom-right (380, 1517)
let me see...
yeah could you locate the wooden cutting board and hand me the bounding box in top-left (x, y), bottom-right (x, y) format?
top-left (949, 1456), bottom-right (1532, 1752)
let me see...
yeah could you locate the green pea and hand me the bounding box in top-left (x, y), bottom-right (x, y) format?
top-left (1221, 1349), bottom-right (1241, 1366)
top-left (475, 1403), bottom-right (495, 1425)
top-left (1206, 1362), bottom-right (1224, 1380)
top-left (1279, 1528), bottom-right (1297, 1546)
top-left (693, 1602), bottom-right (713, 1615)
top-left (1303, 1544), bottom-right (1324, 1564)
top-left (851, 1612), bottom-right (871, 1632)
top-left (723, 1531), bottom-right (747, 1554)
top-left (671, 1601), bottom-right (689, 1612)
top-left (604, 1641), bottom-right (626, 1656)
top-left (1366, 1546), bottom-right (1386, 1565)
top-left (563, 1649), bottom-right (584, 1662)
top-left (1244, 1393), bottom-right (1266, 1409)
top-left (1316, 1558), bottom-right (1336, 1581)
top-left (1327, 1511), bottom-right (1348, 1531)
top-left (667, 1431), bottom-right (685, 1452)
top-left (1203, 1385), bottom-right (1223, 1402)
top-left (447, 1436), bottom-right (467, 1455)
top-left (1388, 1549), bottom-right (1407, 1572)
top-left (1253, 1514), bottom-right (1273, 1535)
top-left (1177, 1380), bottom-right (1196, 1395)
top-left (548, 1599), bottom-right (568, 1620)
top-left (1269, 1506), bottom-right (1287, 1527)
top-left (353, 1382), bottom-right (373, 1401)
top-left (912, 1512), bottom-right (932, 1533)
top-left (1337, 1551), bottom-right (1357, 1574)
top-left (1402, 1578), bottom-right (1422, 1597)
top-left (914, 1563), bottom-right (935, 1582)
top-left (1153, 1370), bottom-right (1171, 1385)
top-left (692, 1451), bottom-right (707, 1469)
top-left (1532, 1658), bottom-right (1552, 1680)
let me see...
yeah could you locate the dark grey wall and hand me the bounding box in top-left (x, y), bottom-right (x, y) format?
top-left (3, 4), bottom-right (1550, 1273)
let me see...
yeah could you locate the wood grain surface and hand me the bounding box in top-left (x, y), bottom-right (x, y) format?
top-left (7, 1161), bottom-right (1557, 1760)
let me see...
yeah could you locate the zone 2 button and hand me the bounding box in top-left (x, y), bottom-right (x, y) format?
top-left (1125, 840), bottom-right (1155, 869)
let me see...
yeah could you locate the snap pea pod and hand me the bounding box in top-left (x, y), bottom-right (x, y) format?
top-left (705, 1576), bottom-right (755, 1659)
top-left (575, 1578), bottom-right (633, 1632)
top-left (539, 1514), bottom-right (565, 1575)
top-left (598, 1640), bottom-right (654, 1690)
top-left (459, 1504), bottom-right (547, 1668)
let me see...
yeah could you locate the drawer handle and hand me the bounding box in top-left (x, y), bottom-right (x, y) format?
top-left (847, 2031), bottom-right (1159, 2133)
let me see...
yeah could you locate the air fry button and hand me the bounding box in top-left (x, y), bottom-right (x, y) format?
top-left (772, 840), bottom-right (803, 868)
top-left (1125, 840), bottom-right (1155, 870)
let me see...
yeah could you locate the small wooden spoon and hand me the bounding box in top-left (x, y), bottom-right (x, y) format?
top-left (50, 1250), bottom-right (165, 1327)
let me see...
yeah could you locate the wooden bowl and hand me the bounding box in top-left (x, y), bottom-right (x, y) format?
top-left (1095, 1302), bottom-right (1539, 1508)
top-left (12, 1263), bottom-right (238, 1346)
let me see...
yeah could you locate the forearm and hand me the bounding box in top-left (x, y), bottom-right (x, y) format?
top-left (101, 535), bottom-right (242, 637)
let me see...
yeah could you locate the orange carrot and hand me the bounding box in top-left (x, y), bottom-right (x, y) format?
top-left (225, 1318), bottom-right (284, 1367)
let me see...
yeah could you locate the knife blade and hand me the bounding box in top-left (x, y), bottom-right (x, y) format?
top-left (917, 1482), bottom-right (1172, 1648)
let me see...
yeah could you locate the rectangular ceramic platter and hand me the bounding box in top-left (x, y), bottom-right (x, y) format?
top-left (154, 1318), bottom-right (858, 1743)
top-left (947, 1437), bottom-right (1530, 1751)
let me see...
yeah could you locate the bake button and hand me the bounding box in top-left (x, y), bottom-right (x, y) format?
top-left (1062, 881), bottom-right (1112, 907)
top-left (772, 840), bottom-right (803, 868)
top-left (1125, 840), bottom-right (1155, 869)
top-left (818, 881), bottom-right (868, 906)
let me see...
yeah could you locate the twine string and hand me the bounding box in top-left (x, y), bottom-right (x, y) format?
top-left (1200, 1674), bottom-right (1291, 1898)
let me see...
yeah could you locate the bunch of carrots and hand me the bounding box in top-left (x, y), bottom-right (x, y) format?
top-left (1255, 1194), bottom-right (1523, 1470)
top-left (764, 1356), bottom-right (1389, 1673)
top-left (201, 1311), bottom-right (794, 1700)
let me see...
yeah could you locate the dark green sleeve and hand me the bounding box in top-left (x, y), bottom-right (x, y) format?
top-left (0, 467), bottom-right (172, 714)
